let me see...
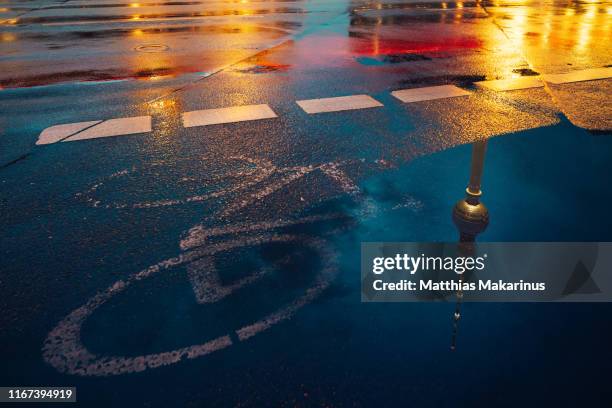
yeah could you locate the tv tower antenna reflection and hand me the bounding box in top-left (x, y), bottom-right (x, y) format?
top-left (450, 140), bottom-right (490, 351)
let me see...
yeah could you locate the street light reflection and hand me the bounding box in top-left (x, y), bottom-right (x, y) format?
top-left (1, 32), bottom-right (15, 42)
top-left (145, 97), bottom-right (183, 145)
top-left (487, 0), bottom-right (610, 72)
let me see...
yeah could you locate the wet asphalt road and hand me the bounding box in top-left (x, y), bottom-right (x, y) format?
top-left (1, 1), bottom-right (612, 407)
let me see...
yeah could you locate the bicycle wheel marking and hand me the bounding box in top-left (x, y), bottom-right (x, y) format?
top-left (76, 157), bottom-right (363, 211)
top-left (76, 155), bottom-right (276, 209)
top-left (180, 213), bottom-right (348, 251)
top-left (42, 233), bottom-right (337, 376)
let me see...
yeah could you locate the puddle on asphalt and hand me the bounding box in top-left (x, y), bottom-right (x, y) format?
top-left (233, 50), bottom-right (292, 74)
top-left (353, 2), bottom-right (482, 12)
top-left (349, 11), bottom-right (487, 27)
top-left (0, 68), bottom-right (188, 89)
top-left (235, 63), bottom-right (291, 74)
top-left (1, 18), bottom-right (299, 88)
top-left (356, 53), bottom-right (432, 66)
top-left (16, 22), bottom-right (300, 42)
top-left (348, 37), bottom-right (483, 55)
top-left (397, 74), bottom-right (487, 88)
top-left (40, 0), bottom-right (300, 11)
top-left (231, 46), bottom-right (293, 74)
top-left (512, 68), bottom-right (540, 77)
top-left (14, 7), bottom-right (306, 25)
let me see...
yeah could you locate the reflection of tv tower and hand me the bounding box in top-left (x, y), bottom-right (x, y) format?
top-left (450, 140), bottom-right (489, 350)
top-left (453, 140), bottom-right (489, 242)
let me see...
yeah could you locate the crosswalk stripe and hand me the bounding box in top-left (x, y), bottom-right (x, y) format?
top-left (183, 104), bottom-right (277, 128)
top-left (296, 95), bottom-right (383, 114)
top-left (391, 85), bottom-right (471, 103)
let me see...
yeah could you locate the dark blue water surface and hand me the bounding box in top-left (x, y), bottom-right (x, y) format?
top-left (1, 119), bottom-right (612, 407)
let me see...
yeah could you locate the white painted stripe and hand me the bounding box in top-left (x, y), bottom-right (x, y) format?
top-left (475, 77), bottom-right (544, 91)
top-left (296, 95), bottom-right (383, 114)
top-left (37, 121), bottom-right (101, 145)
top-left (391, 85), bottom-right (470, 103)
top-left (63, 116), bottom-right (152, 142)
top-left (543, 67), bottom-right (612, 84)
top-left (183, 104), bottom-right (277, 128)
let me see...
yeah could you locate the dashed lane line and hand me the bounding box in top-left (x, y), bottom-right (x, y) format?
top-left (296, 95), bottom-right (383, 114)
top-left (543, 67), bottom-right (612, 85)
top-left (475, 67), bottom-right (612, 91)
top-left (36, 120), bottom-right (103, 145)
top-left (183, 104), bottom-right (277, 128)
top-left (62, 116), bottom-right (151, 142)
top-left (391, 85), bottom-right (471, 103)
top-left (37, 117), bottom-right (152, 145)
top-left (34, 67), bottom-right (612, 145)
top-left (475, 76), bottom-right (544, 91)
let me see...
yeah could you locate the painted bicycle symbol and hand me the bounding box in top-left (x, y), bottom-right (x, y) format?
top-left (43, 155), bottom-right (378, 376)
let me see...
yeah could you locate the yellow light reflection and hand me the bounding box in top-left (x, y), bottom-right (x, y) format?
top-left (575, 6), bottom-right (597, 53)
top-left (150, 100), bottom-right (175, 110)
top-left (129, 3), bottom-right (140, 7)
top-left (493, 0), bottom-right (610, 72)
top-left (1, 32), bottom-right (15, 41)
top-left (142, 96), bottom-right (182, 144)
top-left (510, 8), bottom-right (527, 42)
top-left (373, 14), bottom-right (382, 55)
top-left (541, 12), bottom-right (552, 45)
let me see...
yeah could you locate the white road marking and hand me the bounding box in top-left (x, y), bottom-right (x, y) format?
top-left (319, 162), bottom-right (361, 195)
top-left (186, 255), bottom-right (271, 304)
top-left (296, 95), bottom-right (383, 114)
top-left (543, 67), bottom-right (612, 84)
top-left (77, 156), bottom-right (277, 209)
top-left (62, 116), bottom-right (152, 142)
top-left (36, 121), bottom-right (102, 145)
top-left (475, 76), bottom-right (544, 91)
top-left (42, 232), bottom-right (338, 376)
top-left (38, 68), bottom-right (609, 147)
top-left (181, 214), bottom-right (347, 251)
top-left (391, 85), bottom-right (471, 103)
top-left (183, 104), bottom-right (277, 127)
top-left (42, 153), bottom-right (378, 376)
